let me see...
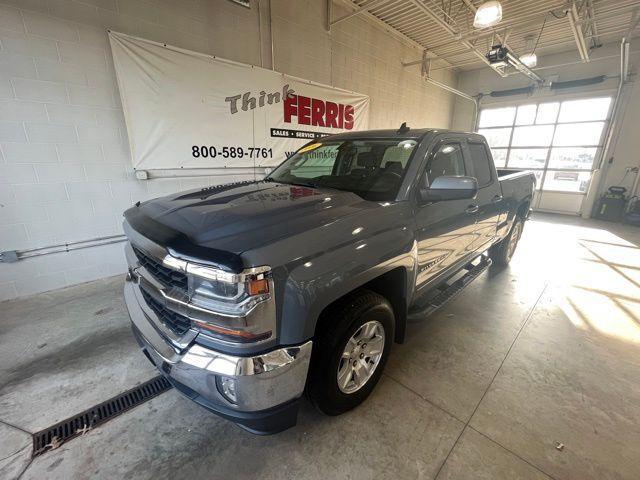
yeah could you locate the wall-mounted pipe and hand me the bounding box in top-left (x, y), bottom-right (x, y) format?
top-left (582, 37), bottom-right (630, 218)
top-left (0, 235), bottom-right (127, 263)
top-left (423, 75), bottom-right (479, 130)
top-left (596, 38), bottom-right (629, 173)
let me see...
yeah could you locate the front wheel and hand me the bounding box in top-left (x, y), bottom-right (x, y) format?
top-left (489, 216), bottom-right (524, 266)
top-left (307, 290), bottom-right (394, 416)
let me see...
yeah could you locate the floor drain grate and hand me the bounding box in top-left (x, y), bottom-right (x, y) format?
top-left (32, 375), bottom-right (171, 457)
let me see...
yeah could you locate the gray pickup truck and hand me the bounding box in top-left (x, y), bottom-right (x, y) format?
top-left (123, 127), bottom-right (535, 434)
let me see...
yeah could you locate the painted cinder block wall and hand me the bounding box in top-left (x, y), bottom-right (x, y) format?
top-left (0, 0), bottom-right (457, 300)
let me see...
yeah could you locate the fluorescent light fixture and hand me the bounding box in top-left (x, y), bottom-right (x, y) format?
top-left (473, 1), bottom-right (503, 29)
top-left (520, 53), bottom-right (538, 68)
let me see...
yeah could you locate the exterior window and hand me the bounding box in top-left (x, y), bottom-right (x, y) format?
top-left (468, 143), bottom-right (492, 187)
top-left (552, 122), bottom-right (605, 147)
top-left (511, 125), bottom-right (554, 147)
top-left (477, 127), bottom-right (511, 147)
top-left (515, 104), bottom-right (536, 125)
top-left (491, 148), bottom-right (508, 167)
top-left (508, 148), bottom-right (548, 169)
top-left (427, 143), bottom-right (465, 184)
top-left (535, 102), bottom-right (559, 124)
top-left (478, 107), bottom-right (516, 127)
top-left (558, 97), bottom-right (611, 122)
top-left (477, 96), bottom-right (611, 195)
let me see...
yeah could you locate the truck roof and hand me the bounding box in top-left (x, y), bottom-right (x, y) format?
top-left (320, 128), bottom-right (481, 142)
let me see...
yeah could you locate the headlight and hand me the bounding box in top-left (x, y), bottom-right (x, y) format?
top-left (186, 264), bottom-right (274, 344)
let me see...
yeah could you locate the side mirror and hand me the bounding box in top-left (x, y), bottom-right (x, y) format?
top-left (419, 176), bottom-right (478, 203)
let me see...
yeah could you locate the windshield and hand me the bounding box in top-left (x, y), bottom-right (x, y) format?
top-left (266, 139), bottom-right (418, 201)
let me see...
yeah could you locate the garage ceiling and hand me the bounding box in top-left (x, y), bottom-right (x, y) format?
top-left (341, 0), bottom-right (640, 72)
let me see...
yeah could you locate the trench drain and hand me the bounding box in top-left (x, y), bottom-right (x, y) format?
top-left (32, 375), bottom-right (172, 457)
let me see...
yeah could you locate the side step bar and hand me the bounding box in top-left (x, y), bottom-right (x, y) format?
top-left (408, 255), bottom-right (492, 321)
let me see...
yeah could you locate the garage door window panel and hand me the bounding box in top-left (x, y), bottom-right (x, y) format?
top-left (552, 122), bottom-right (605, 147)
top-left (515, 104), bottom-right (537, 125)
top-left (543, 171), bottom-right (592, 193)
top-left (511, 125), bottom-right (555, 147)
top-left (491, 148), bottom-right (508, 167)
top-left (548, 147), bottom-right (598, 170)
top-left (535, 102), bottom-right (560, 124)
top-left (477, 96), bottom-right (611, 201)
top-left (508, 148), bottom-right (548, 169)
top-left (558, 97), bottom-right (612, 123)
top-left (477, 128), bottom-right (512, 148)
top-left (478, 107), bottom-right (516, 127)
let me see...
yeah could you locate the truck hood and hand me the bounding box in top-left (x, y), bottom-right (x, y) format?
top-left (125, 181), bottom-right (390, 268)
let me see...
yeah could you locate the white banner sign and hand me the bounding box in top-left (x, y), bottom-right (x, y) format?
top-left (108, 32), bottom-right (370, 170)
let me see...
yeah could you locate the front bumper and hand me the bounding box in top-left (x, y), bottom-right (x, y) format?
top-left (124, 279), bottom-right (312, 434)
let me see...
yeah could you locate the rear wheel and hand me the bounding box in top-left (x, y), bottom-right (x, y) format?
top-left (490, 216), bottom-right (524, 266)
top-left (307, 290), bottom-right (394, 416)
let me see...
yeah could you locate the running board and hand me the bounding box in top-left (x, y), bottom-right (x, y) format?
top-left (408, 255), bottom-right (492, 321)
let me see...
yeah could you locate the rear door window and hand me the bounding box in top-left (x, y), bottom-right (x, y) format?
top-left (467, 142), bottom-right (493, 187)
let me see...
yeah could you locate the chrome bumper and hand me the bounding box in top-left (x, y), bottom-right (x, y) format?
top-left (124, 277), bottom-right (312, 415)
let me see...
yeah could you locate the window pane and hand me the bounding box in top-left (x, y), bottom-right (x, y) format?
top-left (478, 128), bottom-right (512, 147)
top-left (290, 145), bottom-right (338, 177)
top-left (543, 170), bottom-right (592, 192)
top-left (548, 147), bottom-right (598, 170)
top-left (558, 97), bottom-right (611, 123)
top-left (515, 104), bottom-right (536, 125)
top-left (536, 102), bottom-right (559, 124)
top-left (553, 122), bottom-right (605, 146)
top-left (427, 143), bottom-right (465, 183)
top-left (491, 148), bottom-right (508, 167)
top-left (479, 107), bottom-right (516, 127)
top-left (468, 143), bottom-right (493, 186)
top-left (511, 125), bottom-right (554, 147)
top-left (507, 148), bottom-right (548, 169)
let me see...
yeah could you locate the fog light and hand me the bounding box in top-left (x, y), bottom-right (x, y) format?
top-left (216, 376), bottom-right (238, 404)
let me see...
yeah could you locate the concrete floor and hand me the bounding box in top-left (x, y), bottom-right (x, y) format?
top-left (1, 212), bottom-right (639, 480)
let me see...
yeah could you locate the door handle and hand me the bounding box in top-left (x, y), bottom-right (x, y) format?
top-left (465, 204), bottom-right (479, 214)
top-left (492, 195), bottom-right (503, 203)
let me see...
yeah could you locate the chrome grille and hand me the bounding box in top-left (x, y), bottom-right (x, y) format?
top-left (132, 246), bottom-right (188, 291)
top-left (140, 289), bottom-right (191, 336)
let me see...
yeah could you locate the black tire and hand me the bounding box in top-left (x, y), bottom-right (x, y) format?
top-left (307, 290), bottom-right (394, 416)
top-left (489, 216), bottom-right (524, 267)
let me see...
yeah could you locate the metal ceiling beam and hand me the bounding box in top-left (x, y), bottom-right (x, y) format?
top-left (585, 0), bottom-right (601, 48)
top-left (404, 0), bottom-right (507, 76)
top-left (568, 2), bottom-right (590, 61)
top-left (626, 7), bottom-right (640, 38)
top-left (329, 0), bottom-right (388, 27)
top-left (331, 0), bottom-right (454, 67)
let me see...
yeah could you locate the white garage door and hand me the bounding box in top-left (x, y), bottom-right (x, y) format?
top-left (477, 96), bottom-right (612, 215)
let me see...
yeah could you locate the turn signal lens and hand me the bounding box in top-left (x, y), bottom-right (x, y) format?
top-left (193, 320), bottom-right (272, 343)
top-left (248, 278), bottom-right (269, 296)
